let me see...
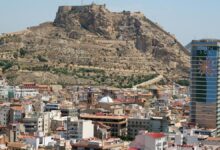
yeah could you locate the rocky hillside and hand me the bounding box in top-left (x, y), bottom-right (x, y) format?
top-left (0, 4), bottom-right (189, 87)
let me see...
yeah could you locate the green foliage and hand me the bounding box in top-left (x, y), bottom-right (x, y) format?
top-left (48, 66), bottom-right (158, 88)
top-left (8, 90), bottom-right (14, 100)
top-left (116, 74), bottom-right (158, 88)
top-left (52, 68), bottom-right (69, 75)
top-left (172, 95), bottom-right (178, 99)
top-left (176, 79), bottom-right (189, 86)
top-left (19, 48), bottom-right (28, 57)
top-left (78, 68), bottom-right (105, 74)
top-left (0, 60), bottom-right (13, 72)
top-left (31, 65), bottom-right (50, 71)
top-left (37, 55), bottom-right (48, 62)
top-left (158, 79), bottom-right (166, 85)
top-left (13, 52), bottom-right (18, 59)
top-left (119, 136), bottom-right (133, 141)
top-left (0, 35), bottom-right (21, 43)
top-left (100, 76), bottom-right (106, 82)
top-left (0, 37), bottom-right (4, 45)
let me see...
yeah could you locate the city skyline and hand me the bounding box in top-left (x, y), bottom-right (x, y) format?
top-left (0, 0), bottom-right (220, 45)
top-left (0, 1), bottom-right (220, 149)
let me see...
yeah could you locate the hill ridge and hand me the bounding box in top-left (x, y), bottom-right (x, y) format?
top-left (0, 4), bottom-right (189, 86)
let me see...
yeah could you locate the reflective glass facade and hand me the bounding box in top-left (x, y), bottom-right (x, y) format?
top-left (191, 45), bottom-right (218, 103)
top-left (190, 40), bottom-right (220, 133)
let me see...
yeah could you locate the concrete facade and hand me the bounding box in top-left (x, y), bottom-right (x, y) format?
top-left (66, 117), bottom-right (94, 140)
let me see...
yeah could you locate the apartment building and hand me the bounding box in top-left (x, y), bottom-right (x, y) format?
top-left (80, 113), bottom-right (127, 137)
top-left (128, 116), bottom-right (169, 138)
top-left (66, 117), bottom-right (94, 140)
top-left (23, 112), bottom-right (50, 134)
top-left (0, 106), bottom-right (10, 126)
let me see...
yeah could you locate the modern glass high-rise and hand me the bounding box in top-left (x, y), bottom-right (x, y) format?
top-left (190, 39), bottom-right (220, 134)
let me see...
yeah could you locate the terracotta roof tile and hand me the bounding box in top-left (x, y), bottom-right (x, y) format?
top-left (146, 132), bottom-right (165, 139)
top-left (11, 106), bottom-right (23, 111)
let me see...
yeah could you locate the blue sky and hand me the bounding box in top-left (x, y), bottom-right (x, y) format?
top-left (0, 0), bottom-right (219, 45)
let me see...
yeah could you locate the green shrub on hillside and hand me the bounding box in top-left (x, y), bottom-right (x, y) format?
top-left (176, 79), bottom-right (189, 86)
top-left (0, 60), bottom-right (13, 72)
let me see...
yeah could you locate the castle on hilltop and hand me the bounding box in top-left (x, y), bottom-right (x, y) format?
top-left (58, 3), bottom-right (107, 13)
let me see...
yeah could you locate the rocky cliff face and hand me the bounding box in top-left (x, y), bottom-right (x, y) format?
top-left (0, 4), bottom-right (189, 86)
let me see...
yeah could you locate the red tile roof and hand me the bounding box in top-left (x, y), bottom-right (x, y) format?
top-left (11, 106), bottom-right (23, 111)
top-left (95, 122), bottom-right (111, 129)
top-left (146, 132), bottom-right (165, 139)
top-left (113, 98), bottom-right (138, 103)
top-left (56, 126), bottom-right (66, 131)
top-left (206, 137), bottom-right (220, 141)
top-left (128, 148), bottom-right (139, 150)
top-left (18, 135), bottom-right (35, 139)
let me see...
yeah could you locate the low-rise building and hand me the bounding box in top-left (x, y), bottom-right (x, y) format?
top-left (18, 132), bottom-right (56, 150)
top-left (7, 123), bottom-right (25, 142)
top-left (72, 138), bottom-right (127, 150)
top-left (94, 122), bottom-right (111, 139)
top-left (54, 138), bottom-right (71, 150)
top-left (0, 76), bottom-right (10, 99)
top-left (130, 131), bottom-right (168, 150)
top-left (33, 101), bottom-right (45, 113)
top-left (174, 134), bottom-right (199, 146)
top-left (0, 86), bottom-right (9, 99)
top-left (51, 116), bottom-right (66, 132)
top-left (14, 84), bottom-right (39, 99)
top-left (0, 105), bottom-right (10, 126)
top-left (9, 105), bottom-right (24, 123)
top-left (45, 103), bottom-right (60, 111)
top-left (150, 117), bottom-right (169, 133)
top-left (201, 137), bottom-right (220, 149)
top-left (23, 112), bottom-right (50, 134)
top-left (66, 117), bottom-right (94, 140)
top-left (7, 142), bottom-right (29, 150)
top-left (128, 116), bottom-right (169, 138)
top-left (61, 107), bottom-right (78, 117)
top-left (80, 113), bottom-right (127, 137)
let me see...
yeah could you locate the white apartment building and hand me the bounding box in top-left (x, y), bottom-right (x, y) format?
top-left (0, 77), bottom-right (7, 86)
top-left (130, 131), bottom-right (168, 150)
top-left (21, 132), bottom-right (56, 150)
top-left (0, 77), bottom-right (11, 99)
top-left (14, 86), bottom-right (39, 99)
top-left (66, 117), bottom-right (94, 140)
top-left (0, 86), bottom-right (9, 99)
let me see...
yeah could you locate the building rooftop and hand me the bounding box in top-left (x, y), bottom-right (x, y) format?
top-left (146, 132), bottom-right (166, 139)
top-left (128, 148), bottom-right (139, 150)
top-left (7, 142), bottom-right (27, 149)
top-left (99, 96), bottom-right (114, 103)
top-left (72, 138), bottom-right (124, 149)
top-left (191, 39), bottom-right (220, 46)
top-left (80, 113), bottom-right (127, 120)
top-left (56, 126), bottom-right (66, 131)
top-left (10, 106), bottom-right (23, 111)
top-left (18, 134), bottom-right (36, 139)
top-left (206, 137), bottom-right (220, 141)
top-left (95, 122), bottom-right (111, 129)
top-left (192, 39), bottom-right (220, 43)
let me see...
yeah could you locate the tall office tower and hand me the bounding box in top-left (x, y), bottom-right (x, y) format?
top-left (190, 39), bottom-right (220, 134)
